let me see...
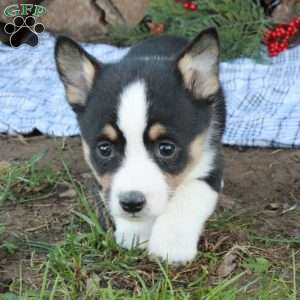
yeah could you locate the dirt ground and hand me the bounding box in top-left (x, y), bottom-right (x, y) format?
top-left (0, 135), bottom-right (299, 292)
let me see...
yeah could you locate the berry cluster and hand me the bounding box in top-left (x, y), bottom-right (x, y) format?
top-left (264, 16), bottom-right (300, 57)
top-left (175, 0), bottom-right (198, 11)
top-left (148, 22), bottom-right (165, 34)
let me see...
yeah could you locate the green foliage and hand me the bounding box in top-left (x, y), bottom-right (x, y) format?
top-left (0, 293), bottom-right (22, 300)
top-left (111, 0), bottom-right (270, 60)
top-left (0, 151), bottom-right (65, 205)
top-left (0, 224), bottom-right (17, 255)
top-left (1, 158), bottom-right (296, 299)
top-left (242, 257), bottom-right (270, 273)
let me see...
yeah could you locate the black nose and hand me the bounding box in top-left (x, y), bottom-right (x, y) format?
top-left (119, 191), bottom-right (146, 213)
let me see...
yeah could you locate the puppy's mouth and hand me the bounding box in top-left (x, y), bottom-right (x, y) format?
top-left (130, 213), bottom-right (141, 219)
top-left (125, 210), bottom-right (146, 219)
top-left (120, 208), bottom-right (153, 220)
top-left (117, 212), bottom-right (144, 221)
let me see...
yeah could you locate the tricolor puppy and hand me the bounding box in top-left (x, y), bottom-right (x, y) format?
top-left (55, 28), bottom-right (226, 264)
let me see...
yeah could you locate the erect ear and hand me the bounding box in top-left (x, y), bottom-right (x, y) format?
top-left (55, 36), bottom-right (98, 108)
top-left (177, 28), bottom-right (220, 99)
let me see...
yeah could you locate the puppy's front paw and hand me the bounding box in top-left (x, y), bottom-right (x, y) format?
top-left (115, 230), bottom-right (136, 249)
top-left (148, 216), bottom-right (198, 264)
top-left (114, 218), bottom-right (153, 250)
top-left (114, 228), bottom-right (148, 249)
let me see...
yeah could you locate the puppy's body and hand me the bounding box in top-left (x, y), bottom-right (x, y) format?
top-left (55, 29), bottom-right (226, 264)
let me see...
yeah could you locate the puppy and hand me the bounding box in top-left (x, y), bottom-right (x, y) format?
top-left (55, 28), bottom-right (226, 264)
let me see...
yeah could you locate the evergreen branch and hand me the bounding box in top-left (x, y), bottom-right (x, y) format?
top-left (110, 0), bottom-right (270, 60)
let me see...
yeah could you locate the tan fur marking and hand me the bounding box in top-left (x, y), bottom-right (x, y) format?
top-left (82, 139), bottom-right (112, 191)
top-left (148, 123), bottom-right (167, 141)
top-left (97, 174), bottom-right (113, 191)
top-left (200, 77), bottom-right (219, 98)
top-left (178, 54), bottom-right (193, 86)
top-left (60, 51), bottom-right (95, 105)
top-left (66, 86), bottom-right (85, 105)
top-left (178, 52), bottom-right (219, 98)
top-left (102, 124), bottom-right (118, 141)
top-left (165, 133), bottom-right (206, 192)
top-left (82, 56), bottom-right (95, 89)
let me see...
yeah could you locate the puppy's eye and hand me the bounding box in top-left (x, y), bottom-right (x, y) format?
top-left (96, 141), bottom-right (114, 159)
top-left (156, 141), bottom-right (177, 158)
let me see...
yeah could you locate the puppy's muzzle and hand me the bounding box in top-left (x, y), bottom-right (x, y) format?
top-left (119, 191), bottom-right (146, 213)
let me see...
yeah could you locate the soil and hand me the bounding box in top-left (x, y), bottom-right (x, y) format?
top-left (0, 135), bottom-right (299, 292)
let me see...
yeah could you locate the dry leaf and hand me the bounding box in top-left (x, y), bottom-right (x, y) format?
top-left (59, 188), bottom-right (76, 199)
top-left (217, 253), bottom-right (238, 278)
top-left (0, 161), bottom-right (11, 171)
top-left (264, 202), bottom-right (281, 211)
top-left (281, 203), bottom-right (297, 215)
top-left (217, 245), bottom-right (248, 278)
top-left (218, 194), bottom-right (236, 209)
top-left (86, 273), bottom-right (100, 294)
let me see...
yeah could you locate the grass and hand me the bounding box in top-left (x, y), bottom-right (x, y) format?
top-left (0, 155), bottom-right (298, 299)
top-left (0, 151), bottom-right (66, 206)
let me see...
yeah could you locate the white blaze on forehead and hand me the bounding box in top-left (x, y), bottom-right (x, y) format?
top-left (110, 79), bottom-right (169, 218)
top-left (117, 80), bottom-right (148, 143)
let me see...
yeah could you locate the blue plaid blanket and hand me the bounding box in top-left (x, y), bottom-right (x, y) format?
top-left (0, 33), bottom-right (300, 148)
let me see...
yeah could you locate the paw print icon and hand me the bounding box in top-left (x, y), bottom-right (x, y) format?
top-left (4, 16), bottom-right (44, 48)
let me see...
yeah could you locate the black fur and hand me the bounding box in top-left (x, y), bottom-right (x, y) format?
top-left (55, 32), bottom-right (226, 191)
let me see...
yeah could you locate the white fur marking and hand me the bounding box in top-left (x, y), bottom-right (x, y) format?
top-left (114, 217), bottom-right (154, 249)
top-left (118, 80), bottom-right (148, 146)
top-left (80, 74), bottom-right (220, 262)
top-left (110, 80), bottom-right (169, 247)
top-left (149, 180), bottom-right (218, 263)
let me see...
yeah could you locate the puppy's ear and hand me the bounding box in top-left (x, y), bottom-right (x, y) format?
top-left (55, 36), bottom-right (98, 108)
top-left (177, 28), bottom-right (220, 99)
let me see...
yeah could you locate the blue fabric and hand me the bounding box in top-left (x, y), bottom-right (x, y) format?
top-left (1, 32), bottom-right (300, 147)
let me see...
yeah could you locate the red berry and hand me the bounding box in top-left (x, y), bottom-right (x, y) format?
top-left (189, 2), bottom-right (198, 10)
top-left (183, 1), bottom-right (191, 9)
top-left (265, 15), bottom-right (300, 57)
top-left (289, 20), bottom-right (297, 27)
top-left (265, 31), bottom-right (271, 38)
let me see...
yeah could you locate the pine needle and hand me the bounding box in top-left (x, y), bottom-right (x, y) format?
top-left (110, 0), bottom-right (270, 60)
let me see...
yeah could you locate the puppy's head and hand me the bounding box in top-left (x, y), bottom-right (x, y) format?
top-left (55, 28), bottom-right (220, 220)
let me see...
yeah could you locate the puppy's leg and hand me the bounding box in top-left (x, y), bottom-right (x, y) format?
top-left (148, 180), bottom-right (218, 264)
top-left (114, 217), bottom-right (154, 249)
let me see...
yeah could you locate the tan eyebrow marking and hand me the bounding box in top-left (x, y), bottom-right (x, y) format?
top-left (164, 132), bottom-right (207, 192)
top-left (102, 124), bottom-right (118, 141)
top-left (82, 139), bottom-right (113, 191)
top-left (96, 174), bottom-right (112, 191)
top-left (148, 123), bottom-right (167, 141)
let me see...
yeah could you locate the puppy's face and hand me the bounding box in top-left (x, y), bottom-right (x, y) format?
top-left (55, 29), bottom-right (220, 220)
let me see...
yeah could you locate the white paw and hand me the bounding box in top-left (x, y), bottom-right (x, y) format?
top-left (114, 229), bottom-right (148, 249)
top-left (113, 218), bottom-right (153, 250)
top-left (148, 216), bottom-right (198, 264)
